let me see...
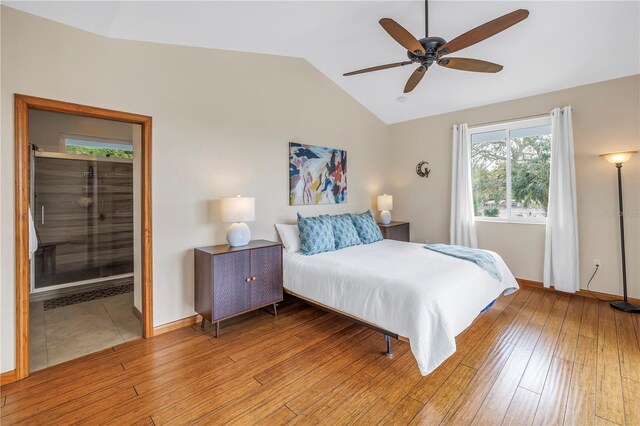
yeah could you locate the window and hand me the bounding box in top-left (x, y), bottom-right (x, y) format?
top-left (469, 116), bottom-right (551, 223)
top-left (61, 134), bottom-right (133, 159)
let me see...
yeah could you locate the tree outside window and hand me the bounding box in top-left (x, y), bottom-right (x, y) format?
top-left (63, 137), bottom-right (133, 159)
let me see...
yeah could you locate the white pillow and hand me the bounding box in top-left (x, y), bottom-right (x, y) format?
top-left (275, 224), bottom-right (300, 253)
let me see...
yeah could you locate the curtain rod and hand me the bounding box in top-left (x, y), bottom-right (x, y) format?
top-left (467, 107), bottom-right (573, 129)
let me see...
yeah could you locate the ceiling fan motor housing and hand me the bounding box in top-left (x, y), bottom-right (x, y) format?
top-left (407, 37), bottom-right (446, 66)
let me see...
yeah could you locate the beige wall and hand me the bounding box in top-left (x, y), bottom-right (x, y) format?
top-left (0, 7), bottom-right (389, 373)
top-left (388, 75), bottom-right (640, 299)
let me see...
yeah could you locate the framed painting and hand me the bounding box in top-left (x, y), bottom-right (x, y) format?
top-left (289, 142), bottom-right (347, 205)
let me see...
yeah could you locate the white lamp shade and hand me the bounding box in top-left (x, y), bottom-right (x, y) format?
top-left (377, 194), bottom-right (393, 211)
top-left (600, 151), bottom-right (637, 165)
top-left (220, 196), bottom-right (255, 222)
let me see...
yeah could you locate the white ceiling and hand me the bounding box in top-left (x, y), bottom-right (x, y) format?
top-left (5, 1), bottom-right (639, 124)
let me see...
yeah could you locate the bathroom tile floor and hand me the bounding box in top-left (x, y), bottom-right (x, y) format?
top-left (29, 292), bottom-right (142, 372)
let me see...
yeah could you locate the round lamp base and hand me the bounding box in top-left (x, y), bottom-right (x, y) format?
top-left (610, 300), bottom-right (640, 313)
top-left (227, 222), bottom-right (251, 247)
top-left (380, 210), bottom-right (391, 225)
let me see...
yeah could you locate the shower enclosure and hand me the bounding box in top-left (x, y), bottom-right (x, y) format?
top-left (31, 151), bottom-right (134, 291)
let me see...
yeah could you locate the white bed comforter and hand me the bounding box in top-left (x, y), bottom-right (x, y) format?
top-left (283, 239), bottom-right (518, 376)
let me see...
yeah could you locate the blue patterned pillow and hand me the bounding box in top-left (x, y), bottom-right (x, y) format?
top-left (297, 213), bottom-right (335, 255)
top-left (330, 214), bottom-right (361, 249)
top-left (350, 210), bottom-right (383, 244)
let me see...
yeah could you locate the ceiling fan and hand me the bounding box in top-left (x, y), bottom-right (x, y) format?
top-left (343, 1), bottom-right (529, 93)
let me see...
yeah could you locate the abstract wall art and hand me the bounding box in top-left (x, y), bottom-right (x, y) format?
top-left (289, 142), bottom-right (347, 205)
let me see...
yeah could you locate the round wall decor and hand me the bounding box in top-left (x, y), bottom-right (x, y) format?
top-left (416, 161), bottom-right (431, 178)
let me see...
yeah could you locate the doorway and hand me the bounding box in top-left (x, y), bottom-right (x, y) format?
top-left (14, 95), bottom-right (153, 380)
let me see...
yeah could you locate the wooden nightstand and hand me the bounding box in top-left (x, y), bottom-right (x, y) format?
top-left (378, 221), bottom-right (410, 242)
top-left (194, 240), bottom-right (283, 337)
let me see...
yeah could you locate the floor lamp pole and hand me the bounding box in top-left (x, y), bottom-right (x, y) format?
top-left (610, 161), bottom-right (639, 313)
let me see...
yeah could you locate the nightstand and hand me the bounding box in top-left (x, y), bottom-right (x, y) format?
top-left (378, 221), bottom-right (410, 242)
top-left (194, 240), bottom-right (283, 337)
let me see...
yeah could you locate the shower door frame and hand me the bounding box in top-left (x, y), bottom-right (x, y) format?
top-left (14, 94), bottom-right (154, 381)
top-left (30, 150), bottom-right (135, 293)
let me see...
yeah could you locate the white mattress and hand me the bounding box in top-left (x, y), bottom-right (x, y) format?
top-left (283, 239), bottom-right (518, 375)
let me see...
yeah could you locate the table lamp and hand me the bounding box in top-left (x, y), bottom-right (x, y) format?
top-left (377, 194), bottom-right (393, 225)
top-left (599, 150), bottom-right (638, 313)
top-left (220, 195), bottom-right (255, 247)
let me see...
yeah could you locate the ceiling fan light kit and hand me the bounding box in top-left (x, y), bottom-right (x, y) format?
top-left (343, 1), bottom-right (529, 93)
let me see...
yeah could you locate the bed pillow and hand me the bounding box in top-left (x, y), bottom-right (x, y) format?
top-left (297, 213), bottom-right (335, 255)
top-left (330, 214), bottom-right (361, 249)
top-left (350, 210), bottom-right (383, 244)
top-left (275, 224), bottom-right (300, 253)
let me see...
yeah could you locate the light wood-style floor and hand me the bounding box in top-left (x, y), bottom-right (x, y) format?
top-left (1, 287), bottom-right (639, 425)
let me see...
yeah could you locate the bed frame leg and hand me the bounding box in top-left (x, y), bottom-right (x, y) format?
top-left (385, 335), bottom-right (393, 357)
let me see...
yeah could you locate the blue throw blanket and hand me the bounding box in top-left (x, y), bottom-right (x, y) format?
top-left (425, 243), bottom-right (502, 281)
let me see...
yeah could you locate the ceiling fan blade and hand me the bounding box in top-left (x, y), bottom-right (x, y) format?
top-left (379, 18), bottom-right (425, 55)
top-left (404, 66), bottom-right (427, 93)
top-left (437, 9), bottom-right (529, 56)
top-left (343, 61), bottom-right (413, 76)
top-left (437, 57), bottom-right (503, 73)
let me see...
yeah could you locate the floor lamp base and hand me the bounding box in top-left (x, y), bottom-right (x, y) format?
top-left (610, 300), bottom-right (640, 313)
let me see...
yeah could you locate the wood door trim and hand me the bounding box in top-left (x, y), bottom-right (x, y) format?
top-left (13, 94), bottom-right (154, 383)
top-left (0, 369), bottom-right (18, 386)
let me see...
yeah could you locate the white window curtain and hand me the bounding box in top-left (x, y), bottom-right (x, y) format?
top-left (450, 123), bottom-right (478, 248)
top-left (544, 106), bottom-right (579, 292)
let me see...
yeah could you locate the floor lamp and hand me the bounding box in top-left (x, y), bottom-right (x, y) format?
top-left (600, 150), bottom-right (639, 313)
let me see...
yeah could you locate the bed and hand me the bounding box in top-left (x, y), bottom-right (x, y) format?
top-left (283, 239), bottom-right (518, 376)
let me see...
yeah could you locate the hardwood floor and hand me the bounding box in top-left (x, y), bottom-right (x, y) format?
top-left (1, 287), bottom-right (639, 425)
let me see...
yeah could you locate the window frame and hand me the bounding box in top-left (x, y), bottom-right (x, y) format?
top-left (468, 115), bottom-right (551, 225)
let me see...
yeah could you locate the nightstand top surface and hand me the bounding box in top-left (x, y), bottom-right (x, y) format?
top-left (195, 239), bottom-right (281, 255)
top-left (377, 221), bottom-right (409, 227)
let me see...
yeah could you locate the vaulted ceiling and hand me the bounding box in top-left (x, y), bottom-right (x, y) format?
top-left (5, 1), bottom-right (639, 123)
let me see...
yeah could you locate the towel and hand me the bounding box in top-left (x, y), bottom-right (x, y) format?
top-left (29, 207), bottom-right (38, 259)
top-left (425, 243), bottom-right (502, 281)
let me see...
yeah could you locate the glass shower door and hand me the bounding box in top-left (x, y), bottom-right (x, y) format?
top-left (32, 154), bottom-right (134, 291)
top-left (95, 160), bottom-right (134, 278)
top-left (33, 155), bottom-right (96, 289)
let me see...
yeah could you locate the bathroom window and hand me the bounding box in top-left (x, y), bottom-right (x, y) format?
top-left (62, 134), bottom-right (134, 159)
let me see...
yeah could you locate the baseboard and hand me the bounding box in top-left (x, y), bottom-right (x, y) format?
top-left (516, 278), bottom-right (640, 305)
top-left (153, 314), bottom-right (202, 336)
top-left (0, 369), bottom-right (18, 386)
top-left (132, 306), bottom-right (143, 322)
